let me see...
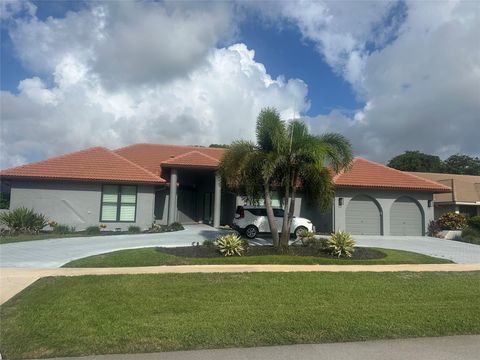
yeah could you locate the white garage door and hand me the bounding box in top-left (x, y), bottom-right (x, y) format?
top-left (390, 197), bottom-right (423, 236)
top-left (346, 195), bottom-right (382, 235)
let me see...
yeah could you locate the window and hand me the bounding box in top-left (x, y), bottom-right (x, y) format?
top-left (273, 208), bottom-right (284, 217)
top-left (247, 208), bottom-right (267, 216)
top-left (100, 185), bottom-right (137, 222)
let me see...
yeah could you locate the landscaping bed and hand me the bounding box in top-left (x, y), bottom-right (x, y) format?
top-left (1, 272), bottom-right (479, 359)
top-left (63, 246), bottom-right (452, 267)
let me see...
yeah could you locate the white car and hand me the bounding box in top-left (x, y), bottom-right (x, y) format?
top-left (233, 206), bottom-right (314, 239)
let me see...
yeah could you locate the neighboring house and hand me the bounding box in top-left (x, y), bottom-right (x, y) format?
top-left (408, 172), bottom-right (480, 219)
top-left (0, 144), bottom-right (450, 235)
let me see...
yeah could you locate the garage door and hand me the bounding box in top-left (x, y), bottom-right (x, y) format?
top-left (346, 195), bottom-right (382, 235)
top-left (390, 197), bottom-right (423, 236)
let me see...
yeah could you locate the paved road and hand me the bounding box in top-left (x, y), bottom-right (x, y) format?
top-left (36, 335), bottom-right (480, 360)
top-left (1, 225), bottom-right (479, 267)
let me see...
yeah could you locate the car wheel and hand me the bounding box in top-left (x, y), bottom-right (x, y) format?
top-left (294, 226), bottom-right (308, 238)
top-left (245, 225), bottom-right (258, 239)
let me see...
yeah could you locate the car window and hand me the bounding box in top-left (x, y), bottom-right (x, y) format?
top-left (273, 209), bottom-right (284, 217)
top-left (247, 208), bottom-right (267, 216)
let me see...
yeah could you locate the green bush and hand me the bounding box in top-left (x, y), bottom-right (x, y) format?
top-left (437, 212), bottom-right (467, 230)
top-left (0, 193), bottom-right (9, 209)
top-left (85, 226), bottom-right (101, 235)
top-left (467, 216), bottom-right (480, 230)
top-left (298, 230), bottom-right (316, 245)
top-left (128, 226), bottom-right (141, 233)
top-left (0, 207), bottom-right (48, 234)
top-left (202, 239), bottom-right (215, 248)
top-left (52, 224), bottom-right (76, 234)
top-left (461, 226), bottom-right (480, 245)
top-left (168, 222), bottom-right (184, 231)
top-left (327, 231), bottom-right (355, 258)
top-left (217, 233), bottom-right (244, 256)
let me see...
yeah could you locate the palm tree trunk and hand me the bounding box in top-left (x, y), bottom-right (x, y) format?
top-left (264, 182), bottom-right (279, 248)
top-left (280, 180), bottom-right (291, 251)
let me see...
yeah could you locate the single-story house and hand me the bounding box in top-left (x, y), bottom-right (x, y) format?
top-left (0, 144), bottom-right (450, 236)
top-left (408, 172), bottom-right (480, 219)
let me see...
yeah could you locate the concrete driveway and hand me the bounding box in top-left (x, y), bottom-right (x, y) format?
top-left (0, 225), bottom-right (226, 268)
top-left (1, 225), bottom-right (479, 267)
top-left (352, 235), bottom-right (480, 264)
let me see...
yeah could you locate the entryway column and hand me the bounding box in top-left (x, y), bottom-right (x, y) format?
top-left (168, 168), bottom-right (178, 225)
top-left (213, 172), bottom-right (221, 228)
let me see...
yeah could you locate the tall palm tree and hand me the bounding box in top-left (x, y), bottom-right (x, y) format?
top-left (276, 120), bottom-right (353, 249)
top-left (220, 107), bottom-right (353, 251)
top-left (219, 108), bottom-right (284, 247)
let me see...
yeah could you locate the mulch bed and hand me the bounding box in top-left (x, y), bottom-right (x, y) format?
top-left (157, 246), bottom-right (386, 260)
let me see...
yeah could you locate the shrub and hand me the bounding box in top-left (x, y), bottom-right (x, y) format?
top-left (85, 226), bottom-right (101, 235)
top-left (298, 230), bottom-right (316, 246)
top-left (241, 238), bottom-right (250, 252)
top-left (217, 233), bottom-right (244, 256)
top-left (0, 207), bottom-right (48, 234)
top-left (0, 193), bottom-right (10, 209)
top-left (327, 231), bottom-right (355, 258)
top-left (52, 224), bottom-right (76, 234)
top-left (427, 220), bottom-right (442, 237)
top-left (467, 216), bottom-right (480, 230)
top-left (437, 212), bottom-right (467, 230)
top-left (202, 239), bottom-right (215, 248)
top-left (128, 226), bottom-right (141, 233)
top-left (461, 226), bottom-right (480, 245)
top-left (148, 223), bottom-right (166, 233)
top-left (168, 222), bottom-right (184, 231)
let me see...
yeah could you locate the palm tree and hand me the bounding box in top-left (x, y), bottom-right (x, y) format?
top-left (220, 107), bottom-right (353, 251)
top-left (276, 120), bottom-right (353, 249)
top-left (219, 108), bottom-right (284, 247)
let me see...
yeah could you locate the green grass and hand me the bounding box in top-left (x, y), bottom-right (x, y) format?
top-left (1, 272), bottom-right (479, 359)
top-left (63, 247), bottom-right (452, 267)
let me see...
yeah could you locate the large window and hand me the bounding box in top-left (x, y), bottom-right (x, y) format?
top-left (100, 185), bottom-right (137, 222)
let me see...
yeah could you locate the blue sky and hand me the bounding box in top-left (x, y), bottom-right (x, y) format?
top-left (1, 0), bottom-right (479, 167)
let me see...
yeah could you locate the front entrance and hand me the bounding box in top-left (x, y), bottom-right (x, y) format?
top-left (177, 188), bottom-right (197, 224)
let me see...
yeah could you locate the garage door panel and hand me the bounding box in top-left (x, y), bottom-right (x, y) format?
top-left (390, 197), bottom-right (423, 236)
top-left (346, 196), bottom-right (382, 235)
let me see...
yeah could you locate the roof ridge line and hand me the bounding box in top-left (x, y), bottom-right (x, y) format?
top-left (108, 150), bottom-right (165, 181)
top-left (161, 150), bottom-right (220, 164)
top-left (0, 146), bottom-right (105, 173)
top-left (356, 157), bottom-right (451, 190)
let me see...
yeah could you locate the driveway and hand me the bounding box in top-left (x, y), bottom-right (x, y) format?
top-left (0, 225), bottom-right (226, 268)
top-left (1, 226), bottom-right (479, 267)
top-left (352, 235), bottom-right (480, 264)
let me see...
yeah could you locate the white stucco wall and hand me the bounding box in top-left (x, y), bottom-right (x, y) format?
top-left (9, 181), bottom-right (155, 231)
top-left (333, 188), bottom-right (434, 235)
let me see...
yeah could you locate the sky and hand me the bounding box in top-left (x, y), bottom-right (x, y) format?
top-left (1, 0), bottom-right (479, 168)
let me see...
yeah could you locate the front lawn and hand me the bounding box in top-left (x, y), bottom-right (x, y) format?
top-left (63, 246), bottom-right (452, 267)
top-left (1, 272), bottom-right (479, 359)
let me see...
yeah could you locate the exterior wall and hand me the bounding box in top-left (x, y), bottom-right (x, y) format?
top-left (433, 204), bottom-right (456, 219)
top-left (10, 180), bottom-right (155, 231)
top-left (333, 188), bottom-right (434, 236)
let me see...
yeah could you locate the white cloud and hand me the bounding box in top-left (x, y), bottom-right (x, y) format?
top-left (249, 0), bottom-right (479, 162)
top-left (1, 42), bottom-right (308, 167)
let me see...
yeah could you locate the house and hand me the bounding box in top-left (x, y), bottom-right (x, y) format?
top-left (0, 144), bottom-right (450, 235)
top-left (408, 172), bottom-right (480, 219)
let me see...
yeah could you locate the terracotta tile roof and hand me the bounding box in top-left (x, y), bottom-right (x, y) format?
top-left (333, 157), bottom-right (451, 192)
top-left (409, 172), bottom-right (480, 203)
top-left (114, 143), bottom-right (225, 177)
top-left (161, 150), bottom-right (220, 169)
top-left (0, 147), bottom-right (165, 184)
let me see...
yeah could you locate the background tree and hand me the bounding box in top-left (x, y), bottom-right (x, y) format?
top-left (442, 154), bottom-right (480, 175)
top-left (387, 151), bottom-right (443, 172)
